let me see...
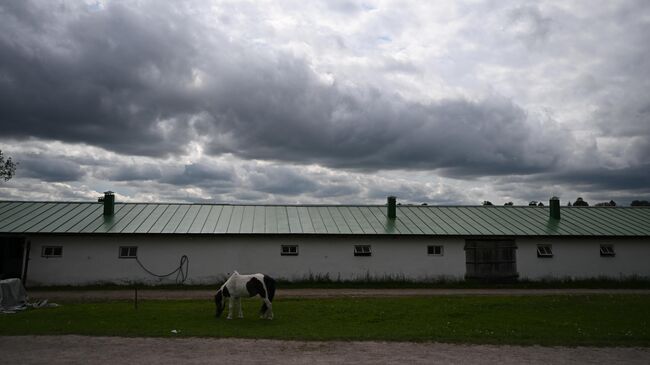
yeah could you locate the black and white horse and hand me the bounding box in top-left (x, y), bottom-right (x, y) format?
top-left (214, 271), bottom-right (276, 320)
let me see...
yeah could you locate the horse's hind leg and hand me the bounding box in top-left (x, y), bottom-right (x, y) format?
top-left (259, 300), bottom-right (267, 319)
top-left (262, 297), bottom-right (273, 320)
top-left (227, 297), bottom-right (234, 320)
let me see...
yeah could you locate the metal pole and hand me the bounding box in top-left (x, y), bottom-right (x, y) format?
top-left (21, 239), bottom-right (31, 287)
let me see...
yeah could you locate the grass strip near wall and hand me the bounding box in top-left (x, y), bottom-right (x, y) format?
top-left (278, 276), bottom-right (650, 289)
top-left (28, 276), bottom-right (650, 291)
top-left (1, 295), bottom-right (649, 346)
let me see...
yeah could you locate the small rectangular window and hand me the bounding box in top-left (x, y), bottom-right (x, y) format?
top-left (119, 246), bottom-right (138, 258)
top-left (281, 245), bottom-right (299, 256)
top-left (41, 246), bottom-right (63, 258)
top-left (427, 245), bottom-right (444, 256)
top-left (537, 244), bottom-right (553, 258)
top-left (354, 245), bottom-right (372, 256)
top-left (600, 244), bottom-right (615, 257)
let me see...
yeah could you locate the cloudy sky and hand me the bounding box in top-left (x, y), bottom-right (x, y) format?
top-left (1, 0), bottom-right (648, 206)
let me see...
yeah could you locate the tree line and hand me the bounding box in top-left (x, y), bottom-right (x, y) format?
top-left (483, 198), bottom-right (650, 207)
top-left (0, 150), bottom-right (17, 181)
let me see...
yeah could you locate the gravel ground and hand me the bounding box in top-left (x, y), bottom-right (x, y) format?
top-left (2, 335), bottom-right (649, 365)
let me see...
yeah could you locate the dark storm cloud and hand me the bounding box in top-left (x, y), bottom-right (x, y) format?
top-left (364, 179), bottom-right (468, 206)
top-left (17, 154), bottom-right (85, 182)
top-left (0, 2), bottom-right (199, 156)
top-left (110, 163), bottom-right (162, 181)
top-left (543, 164), bottom-right (650, 192)
top-left (487, 162), bottom-right (650, 205)
top-left (0, 0), bottom-right (570, 179)
top-left (312, 183), bottom-right (361, 198)
top-left (588, 9), bottom-right (650, 145)
top-left (207, 91), bottom-right (570, 176)
top-left (162, 163), bottom-right (235, 187)
top-left (248, 167), bottom-right (319, 195)
top-left (366, 183), bottom-right (429, 203)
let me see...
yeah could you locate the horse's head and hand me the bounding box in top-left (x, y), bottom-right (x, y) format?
top-left (214, 286), bottom-right (230, 318)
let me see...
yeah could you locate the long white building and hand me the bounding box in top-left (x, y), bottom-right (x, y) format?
top-left (0, 193), bottom-right (648, 286)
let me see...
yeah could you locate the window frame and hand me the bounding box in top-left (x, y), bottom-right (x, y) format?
top-left (536, 244), bottom-right (553, 258)
top-left (600, 244), bottom-right (615, 257)
top-left (354, 245), bottom-right (372, 257)
top-left (119, 246), bottom-right (138, 259)
top-left (41, 246), bottom-right (63, 258)
top-left (281, 244), bottom-right (299, 256)
top-left (427, 245), bottom-right (444, 256)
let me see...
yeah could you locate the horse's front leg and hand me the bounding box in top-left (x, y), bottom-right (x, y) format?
top-left (237, 297), bottom-right (244, 318)
top-left (227, 297), bottom-right (234, 320)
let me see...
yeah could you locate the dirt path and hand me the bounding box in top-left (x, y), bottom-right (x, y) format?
top-left (28, 288), bottom-right (650, 301)
top-left (1, 335), bottom-right (648, 365)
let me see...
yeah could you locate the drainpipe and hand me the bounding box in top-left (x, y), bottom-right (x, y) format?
top-left (21, 239), bottom-right (30, 287)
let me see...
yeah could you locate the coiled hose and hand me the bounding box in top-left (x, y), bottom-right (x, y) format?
top-left (135, 255), bottom-right (189, 284)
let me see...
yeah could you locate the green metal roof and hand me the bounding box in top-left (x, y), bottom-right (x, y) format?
top-left (0, 201), bottom-right (649, 236)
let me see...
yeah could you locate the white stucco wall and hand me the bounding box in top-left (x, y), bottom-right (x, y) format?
top-left (516, 237), bottom-right (650, 280)
top-left (25, 235), bottom-right (466, 286)
top-left (24, 234), bottom-right (650, 286)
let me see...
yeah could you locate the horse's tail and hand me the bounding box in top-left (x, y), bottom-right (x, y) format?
top-left (264, 275), bottom-right (276, 302)
top-left (260, 275), bottom-right (276, 315)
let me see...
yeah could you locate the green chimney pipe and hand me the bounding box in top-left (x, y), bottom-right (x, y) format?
top-left (102, 191), bottom-right (115, 216)
top-left (549, 196), bottom-right (560, 220)
top-left (387, 196), bottom-right (396, 219)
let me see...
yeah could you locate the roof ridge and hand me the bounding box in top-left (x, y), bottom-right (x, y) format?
top-left (1, 200), bottom-right (649, 208)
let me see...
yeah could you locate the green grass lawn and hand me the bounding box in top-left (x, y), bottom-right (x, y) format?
top-left (1, 295), bottom-right (649, 346)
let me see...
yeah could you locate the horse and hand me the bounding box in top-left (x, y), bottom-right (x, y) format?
top-left (214, 271), bottom-right (276, 320)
